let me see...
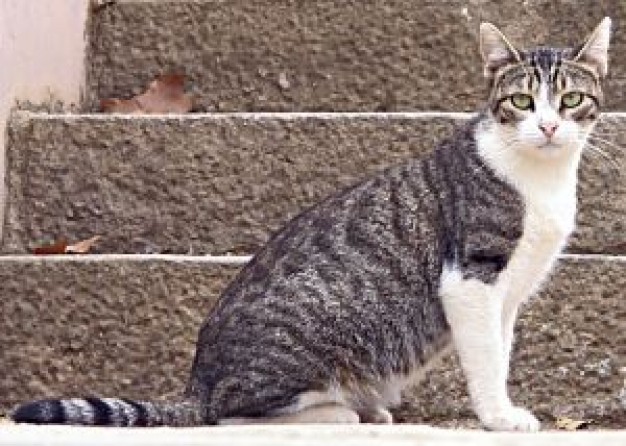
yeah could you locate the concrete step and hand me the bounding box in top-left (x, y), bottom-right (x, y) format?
top-left (1, 254), bottom-right (624, 429)
top-left (2, 424), bottom-right (626, 446)
top-left (85, 0), bottom-right (626, 112)
top-left (0, 254), bottom-right (243, 418)
top-left (4, 112), bottom-right (624, 255)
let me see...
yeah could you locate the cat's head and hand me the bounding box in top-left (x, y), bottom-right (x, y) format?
top-left (480, 18), bottom-right (611, 160)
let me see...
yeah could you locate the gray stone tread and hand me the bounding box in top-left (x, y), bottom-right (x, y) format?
top-left (0, 255), bottom-right (624, 429)
top-left (4, 112), bottom-right (624, 255)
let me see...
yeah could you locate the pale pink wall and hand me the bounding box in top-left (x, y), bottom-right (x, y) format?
top-left (0, 0), bottom-right (89, 237)
top-left (0, 0), bottom-right (88, 108)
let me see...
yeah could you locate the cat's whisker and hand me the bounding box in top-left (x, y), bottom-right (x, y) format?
top-left (586, 137), bottom-right (625, 165)
top-left (587, 140), bottom-right (617, 162)
top-left (582, 144), bottom-right (609, 166)
top-left (591, 127), bottom-right (626, 138)
top-left (583, 142), bottom-right (623, 172)
top-left (582, 144), bottom-right (606, 161)
top-left (593, 131), bottom-right (617, 138)
top-left (595, 118), bottom-right (624, 129)
top-left (594, 121), bottom-right (622, 129)
top-left (587, 134), bottom-right (625, 152)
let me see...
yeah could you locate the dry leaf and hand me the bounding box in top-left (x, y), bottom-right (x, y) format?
top-left (66, 236), bottom-right (101, 254)
top-left (100, 98), bottom-right (142, 114)
top-left (555, 417), bottom-right (591, 431)
top-left (33, 236), bottom-right (101, 255)
top-left (32, 240), bottom-right (68, 255)
top-left (136, 74), bottom-right (193, 113)
top-left (100, 74), bottom-right (193, 114)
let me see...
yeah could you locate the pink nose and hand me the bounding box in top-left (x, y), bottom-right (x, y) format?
top-left (539, 122), bottom-right (559, 138)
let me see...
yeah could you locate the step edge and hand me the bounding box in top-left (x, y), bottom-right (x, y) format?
top-left (11, 111), bottom-right (626, 121)
top-left (0, 253), bottom-right (622, 264)
top-left (0, 423), bottom-right (625, 446)
top-left (0, 253), bottom-right (252, 264)
top-left (9, 111), bottom-right (477, 121)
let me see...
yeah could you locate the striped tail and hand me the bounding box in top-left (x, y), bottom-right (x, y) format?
top-left (11, 397), bottom-right (205, 427)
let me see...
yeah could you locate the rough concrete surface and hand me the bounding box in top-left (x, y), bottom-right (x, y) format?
top-left (3, 113), bottom-right (624, 255)
top-left (2, 425), bottom-right (626, 446)
top-left (85, 0), bottom-right (626, 112)
top-left (1, 256), bottom-right (624, 430)
top-left (0, 257), bottom-right (240, 416)
top-left (396, 256), bottom-right (626, 430)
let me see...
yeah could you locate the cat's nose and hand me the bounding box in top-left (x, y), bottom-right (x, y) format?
top-left (539, 122), bottom-right (559, 138)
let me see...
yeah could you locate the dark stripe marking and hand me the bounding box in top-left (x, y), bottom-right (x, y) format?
top-left (85, 397), bottom-right (112, 425)
top-left (121, 398), bottom-right (149, 426)
top-left (12, 399), bottom-right (65, 424)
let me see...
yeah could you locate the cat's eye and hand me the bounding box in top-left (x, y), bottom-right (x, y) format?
top-left (510, 94), bottom-right (533, 110)
top-left (561, 91), bottom-right (584, 109)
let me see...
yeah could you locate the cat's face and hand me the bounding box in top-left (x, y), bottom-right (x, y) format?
top-left (480, 18), bottom-right (611, 160)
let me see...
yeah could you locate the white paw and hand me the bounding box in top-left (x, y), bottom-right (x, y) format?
top-left (360, 407), bottom-right (393, 424)
top-left (480, 406), bottom-right (540, 432)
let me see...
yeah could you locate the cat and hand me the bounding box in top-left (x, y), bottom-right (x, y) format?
top-left (11, 18), bottom-right (611, 432)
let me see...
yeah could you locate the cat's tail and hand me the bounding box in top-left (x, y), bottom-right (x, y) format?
top-left (10, 397), bottom-right (206, 427)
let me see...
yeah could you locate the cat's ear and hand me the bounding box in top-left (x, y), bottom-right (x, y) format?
top-left (574, 17), bottom-right (612, 78)
top-left (479, 23), bottom-right (521, 79)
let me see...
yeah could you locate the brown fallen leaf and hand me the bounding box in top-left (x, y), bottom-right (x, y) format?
top-left (100, 74), bottom-right (193, 114)
top-left (33, 236), bottom-right (101, 255)
top-left (32, 240), bottom-right (68, 255)
top-left (100, 98), bottom-right (142, 114)
top-left (66, 235), bottom-right (102, 254)
top-left (555, 417), bottom-right (591, 431)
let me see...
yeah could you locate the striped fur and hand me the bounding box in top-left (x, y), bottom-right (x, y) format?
top-left (489, 47), bottom-right (602, 125)
top-left (483, 18), bottom-right (608, 134)
top-left (11, 19), bottom-right (610, 429)
top-left (186, 114), bottom-right (523, 423)
top-left (11, 397), bottom-right (203, 426)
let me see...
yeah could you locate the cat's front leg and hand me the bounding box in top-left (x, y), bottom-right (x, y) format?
top-left (440, 268), bottom-right (540, 432)
top-left (499, 301), bottom-right (541, 428)
top-left (501, 300), bottom-right (520, 381)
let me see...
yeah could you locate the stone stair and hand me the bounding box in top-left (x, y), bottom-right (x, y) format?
top-left (86, 0), bottom-right (626, 112)
top-left (4, 112), bottom-right (625, 256)
top-left (1, 424), bottom-right (626, 446)
top-left (0, 254), bottom-right (624, 430)
top-left (1, 0), bottom-right (625, 438)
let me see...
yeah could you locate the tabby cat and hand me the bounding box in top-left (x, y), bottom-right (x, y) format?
top-left (12, 18), bottom-right (611, 431)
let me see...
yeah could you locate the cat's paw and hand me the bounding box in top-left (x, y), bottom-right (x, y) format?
top-left (480, 406), bottom-right (540, 432)
top-left (359, 407), bottom-right (393, 424)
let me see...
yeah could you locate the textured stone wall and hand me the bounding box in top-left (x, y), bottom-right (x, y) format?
top-left (4, 113), bottom-right (624, 256)
top-left (1, 258), bottom-right (623, 429)
top-left (86, 0), bottom-right (625, 112)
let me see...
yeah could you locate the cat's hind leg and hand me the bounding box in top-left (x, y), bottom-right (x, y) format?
top-left (218, 403), bottom-right (360, 425)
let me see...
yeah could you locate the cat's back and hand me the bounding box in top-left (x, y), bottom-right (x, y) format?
top-left (186, 116), bottom-right (522, 421)
top-left (195, 152), bottom-right (446, 340)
